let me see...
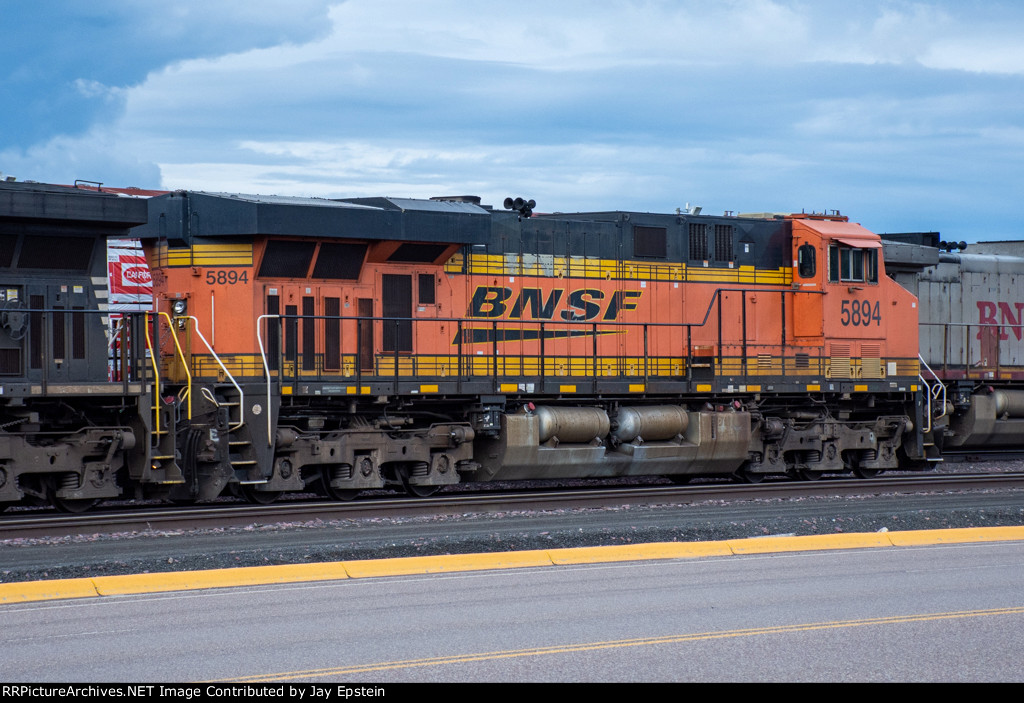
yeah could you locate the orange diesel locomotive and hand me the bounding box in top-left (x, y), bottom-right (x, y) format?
top-left (136, 192), bottom-right (925, 503)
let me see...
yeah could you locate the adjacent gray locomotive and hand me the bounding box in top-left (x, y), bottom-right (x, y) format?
top-left (883, 233), bottom-right (1024, 454)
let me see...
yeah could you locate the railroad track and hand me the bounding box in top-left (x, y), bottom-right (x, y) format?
top-left (3, 472), bottom-right (1023, 540)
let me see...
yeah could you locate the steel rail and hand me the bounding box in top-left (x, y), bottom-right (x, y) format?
top-left (2, 473), bottom-right (1023, 540)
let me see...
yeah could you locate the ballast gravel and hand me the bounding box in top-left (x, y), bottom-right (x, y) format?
top-left (2, 473), bottom-right (1023, 584)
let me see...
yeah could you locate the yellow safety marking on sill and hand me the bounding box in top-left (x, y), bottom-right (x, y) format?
top-left (419, 384), bottom-right (439, 393)
top-left (281, 387), bottom-right (293, 395)
top-left (559, 385), bottom-right (576, 393)
top-left (806, 384), bottom-right (821, 391)
top-left (854, 384), bottom-right (868, 392)
top-left (629, 384), bottom-right (645, 392)
top-left (696, 384), bottom-right (712, 392)
top-left (499, 383), bottom-right (519, 393)
top-left (745, 385), bottom-right (761, 392)
top-left (911, 384), bottom-right (918, 391)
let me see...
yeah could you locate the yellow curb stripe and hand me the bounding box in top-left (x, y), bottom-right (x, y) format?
top-left (3, 527), bottom-right (1023, 603)
top-left (0, 578), bottom-right (100, 604)
top-left (548, 541), bottom-right (731, 564)
top-left (727, 532), bottom-right (894, 554)
top-left (886, 525), bottom-right (1024, 546)
top-left (341, 550), bottom-right (553, 578)
top-left (92, 563), bottom-right (350, 595)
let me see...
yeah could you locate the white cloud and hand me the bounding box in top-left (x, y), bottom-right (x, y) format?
top-left (0, 130), bottom-right (162, 187)
top-left (5, 0), bottom-right (1024, 243)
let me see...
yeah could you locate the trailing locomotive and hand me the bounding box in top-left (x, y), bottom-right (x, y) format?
top-left (129, 190), bottom-right (925, 503)
top-left (0, 182), bottom-right (170, 512)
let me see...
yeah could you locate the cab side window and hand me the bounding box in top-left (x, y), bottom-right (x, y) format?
top-left (797, 243), bottom-right (816, 278)
top-left (828, 245), bottom-right (878, 283)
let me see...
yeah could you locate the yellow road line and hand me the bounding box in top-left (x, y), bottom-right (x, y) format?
top-left (218, 606), bottom-right (1024, 682)
top-left (1, 526), bottom-right (1022, 604)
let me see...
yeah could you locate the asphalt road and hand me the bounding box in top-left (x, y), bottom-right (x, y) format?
top-left (3, 540), bottom-right (1022, 682)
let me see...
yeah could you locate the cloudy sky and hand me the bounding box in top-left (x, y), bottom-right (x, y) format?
top-left (2, 1), bottom-right (1022, 242)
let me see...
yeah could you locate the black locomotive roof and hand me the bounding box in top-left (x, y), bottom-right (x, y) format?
top-left (134, 191), bottom-right (490, 246)
top-left (0, 180), bottom-right (148, 227)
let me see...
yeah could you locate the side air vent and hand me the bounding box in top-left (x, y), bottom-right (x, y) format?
top-left (312, 242), bottom-right (366, 279)
top-left (258, 241), bottom-right (316, 278)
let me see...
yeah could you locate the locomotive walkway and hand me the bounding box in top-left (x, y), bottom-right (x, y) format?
top-left (3, 525), bottom-right (1022, 604)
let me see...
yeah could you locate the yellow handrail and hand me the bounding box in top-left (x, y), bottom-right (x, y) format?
top-left (143, 313), bottom-right (161, 436)
top-left (145, 312), bottom-right (193, 434)
top-left (159, 311), bottom-right (193, 421)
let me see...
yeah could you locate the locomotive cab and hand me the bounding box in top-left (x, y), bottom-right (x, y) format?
top-left (789, 215), bottom-right (920, 380)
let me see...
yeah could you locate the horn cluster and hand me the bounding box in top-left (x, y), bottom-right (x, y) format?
top-left (503, 196), bottom-right (536, 218)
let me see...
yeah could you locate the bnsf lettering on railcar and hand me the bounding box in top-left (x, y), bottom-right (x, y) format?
top-left (977, 300), bottom-right (1024, 340)
top-left (468, 286), bottom-right (642, 321)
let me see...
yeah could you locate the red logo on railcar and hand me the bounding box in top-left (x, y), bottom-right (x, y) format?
top-left (977, 301), bottom-right (1024, 341)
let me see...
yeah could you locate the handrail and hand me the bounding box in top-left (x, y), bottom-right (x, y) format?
top-left (158, 312), bottom-right (193, 420)
top-left (144, 312), bottom-right (193, 437)
top-left (256, 314), bottom-right (279, 446)
top-left (143, 313), bottom-right (161, 437)
top-left (184, 316), bottom-right (243, 431)
top-left (918, 353), bottom-right (947, 435)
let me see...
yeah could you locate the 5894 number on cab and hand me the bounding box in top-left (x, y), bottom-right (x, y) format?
top-left (205, 270), bottom-right (249, 285)
top-left (840, 299), bottom-right (881, 327)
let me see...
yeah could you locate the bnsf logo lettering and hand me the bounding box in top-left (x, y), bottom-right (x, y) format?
top-left (977, 301), bottom-right (1024, 341)
top-left (121, 265), bottom-right (153, 286)
top-left (469, 286), bottom-right (642, 321)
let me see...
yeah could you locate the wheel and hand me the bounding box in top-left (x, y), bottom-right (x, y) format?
top-left (735, 468), bottom-right (764, 484)
top-left (50, 494), bottom-right (98, 513)
top-left (321, 468), bottom-right (360, 501)
top-left (239, 485), bottom-right (281, 505)
top-left (853, 467), bottom-right (883, 479)
top-left (48, 478), bottom-right (98, 513)
top-left (798, 469), bottom-right (823, 481)
top-left (397, 462), bottom-right (440, 498)
top-left (667, 475), bottom-right (692, 485)
top-left (402, 480), bottom-right (440, 498)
